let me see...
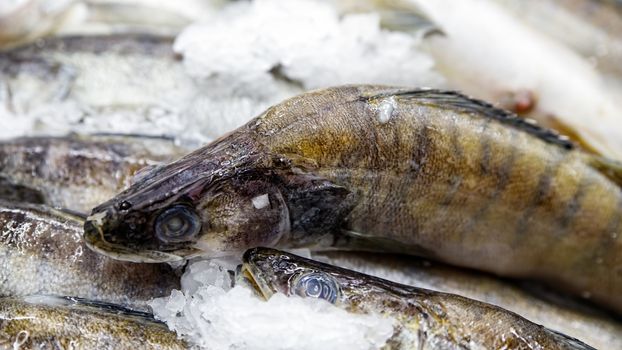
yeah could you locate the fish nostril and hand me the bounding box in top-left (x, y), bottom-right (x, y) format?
top-left (118, 201), bottom-right (132, 211)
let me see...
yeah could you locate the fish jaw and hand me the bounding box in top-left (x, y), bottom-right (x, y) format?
top-left (83, 217), bottom-right (185, 263)
top-left (241, 247), bottom-right (292, 299)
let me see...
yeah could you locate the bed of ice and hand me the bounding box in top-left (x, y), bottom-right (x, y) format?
top-left (150, 258), bottom-right (395, 350)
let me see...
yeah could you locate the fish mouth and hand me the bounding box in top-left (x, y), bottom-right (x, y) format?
top-left (83, 218), bottom-right (184, 263)
top-left (240, 262), bottom-right (276, 301)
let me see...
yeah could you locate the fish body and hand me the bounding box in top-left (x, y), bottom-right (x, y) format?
top-left (320, 251), bottom-right (622, 350)
top-left (0, 201), bottom-right (179, 310)
top-left (85, 85), bottom-right (622, 313)
top-left (0, 295), bottom-right (187, 350)
top-left (243, 247), bottom-right (595, 350)
top-left (0, 34), bottom-right (199, 140)
top-left (0, 134), bottom-right (185, 212)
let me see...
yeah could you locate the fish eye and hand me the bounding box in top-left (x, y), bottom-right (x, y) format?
top-left (293, 272), bottom-right (339, 304)
top-left (155, 205), bottom-right (201, 243)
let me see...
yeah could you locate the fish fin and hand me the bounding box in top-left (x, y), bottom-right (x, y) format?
top-left (364, 88), bottom-right (575, 150)
top-left (589, 156), bottom-right (622, 187)
top-left (275, 170), bottom-right (356, 244)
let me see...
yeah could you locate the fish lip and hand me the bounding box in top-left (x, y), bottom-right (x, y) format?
top-left (83, 222), bottom-right (183, 263)
top-left (240, 261), bottom-right (276, 300)
top-left (84, 238), bottom-right (184, 263)
top-left (84, 211), bottom-right (185, 263)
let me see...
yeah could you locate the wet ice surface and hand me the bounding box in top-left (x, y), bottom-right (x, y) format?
top-left (150, 259), bottom-right (395, 350)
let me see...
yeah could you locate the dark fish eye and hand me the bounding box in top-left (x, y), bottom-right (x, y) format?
top-left (293, 272), bottom-right (339, 304)
top-left (118, 201), bottom-right (132, 211)
top-left (155, 205), bottom-right (201, 243)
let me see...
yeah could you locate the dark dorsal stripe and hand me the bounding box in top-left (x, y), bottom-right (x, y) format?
top-left (365, 89), bottom-right (574, 150)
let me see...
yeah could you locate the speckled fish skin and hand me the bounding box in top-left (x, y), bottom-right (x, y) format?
top-left (0, 201), bottom-right (180, 310)
top-left (319, 251), bottom-right (622, 350)
top-left (0, 295), bottom-right (187, 350)
top-left (0, 134), bottom-right (185, 213)
top-left (84, 85), bottom-right (622, 313)
top-left (243, 248), bottom-right (595, 350)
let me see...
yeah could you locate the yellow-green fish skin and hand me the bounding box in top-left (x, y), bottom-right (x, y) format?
top-left (0, 296), bottom-right (187, 350)
top-left (85, 85), bottom-right (622, 314)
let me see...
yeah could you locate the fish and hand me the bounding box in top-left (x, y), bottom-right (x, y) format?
top-left (242, 247), bottom-right (595, 350)
top-left (0, 201), bottom-right (180, 310)
top-left (0, 295), bottom-right (187, 349)
top-left (0, 0), bottom-right (217, 50)
top-left (0, 134), bottom-right (186, 213)
top-left (0, 31), bottom-right (259, 143)
top-left (319, 251), bottom-right (622, 350)
top-left (84, 85), bottom-right (622, 314)
top-left (0, 33), bottom-right (198, 140)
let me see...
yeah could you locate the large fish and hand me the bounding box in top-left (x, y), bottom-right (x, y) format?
top-left (242, 247), bottom-right (595, 350)
top-left (0, 295), bottom-right (187, 349)
top-left (0, 134), bottom-right (186, 213)
top-left (0, 201), bottom-right (179, 310)
top-left (320, 251), bottom-right (622, 350)
top-left (84, 85), bottom-right (622, 313)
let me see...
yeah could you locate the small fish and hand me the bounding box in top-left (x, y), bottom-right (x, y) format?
top-left (0, 201), bottom-right (179, 310)
top-left (85, 85), bottom-right (622, 313)
top-left (0, 0), bottom-right (217, 49)
top-left (0, 134), bottom-right (186, 213)
top-left (0, 295), bottom-right (187, 350)
top-left (242, 247), bottom-right (595, 350)
top-left (0, 33), bottom-right (198, 140)
top-left (320, 251), bottom-right (622, 350)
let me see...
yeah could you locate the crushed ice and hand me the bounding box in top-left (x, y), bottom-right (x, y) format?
top-left (150, 259), bottom-right (395, 350)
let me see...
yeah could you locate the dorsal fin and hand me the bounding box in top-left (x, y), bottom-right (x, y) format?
top-left (365, 89), bottom-right (574, 150)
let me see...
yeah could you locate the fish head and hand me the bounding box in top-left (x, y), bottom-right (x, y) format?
top-left (242, 247), bottom-right (377, 307)
top-left (84, 134), bottom-right (291, 263)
